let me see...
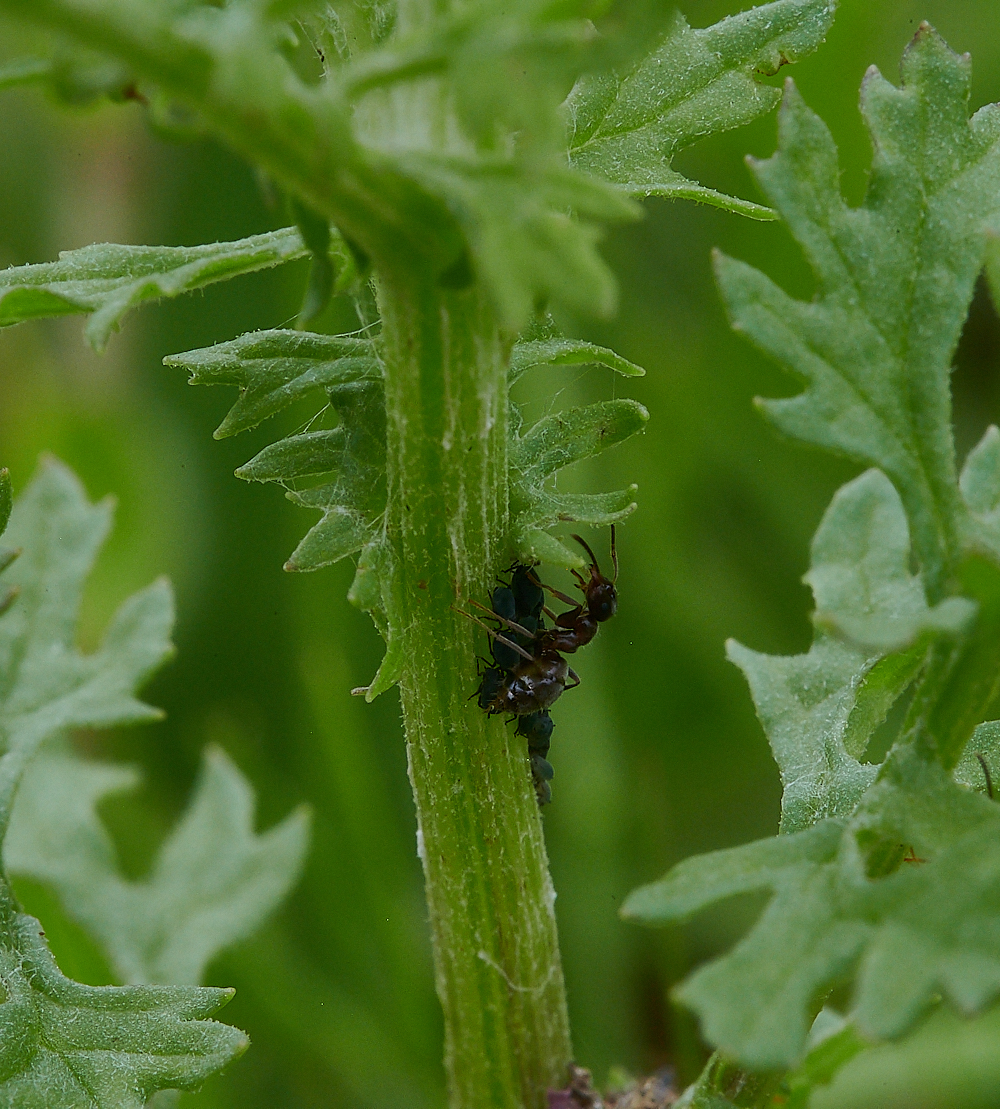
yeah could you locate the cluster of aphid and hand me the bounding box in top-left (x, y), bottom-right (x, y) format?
top-left (462, 527), bottom-right (618, 805)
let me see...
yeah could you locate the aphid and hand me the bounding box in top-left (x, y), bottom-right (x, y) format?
top-left (537, 526), bottom-right (619, 655)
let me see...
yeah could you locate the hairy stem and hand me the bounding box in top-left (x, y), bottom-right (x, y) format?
top-left (378, 267), bottom-right (572, 1109)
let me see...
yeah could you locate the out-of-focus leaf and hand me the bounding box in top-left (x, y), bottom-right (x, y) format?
top-left (624, 747), bottom-right (1000, 1070)
top-left (810, 1003), bottom-right (1000, 1109)
top-left (0, 459), bottom-right (173, 820)
top-left (954, 719), bottom-right (1000, 795)
top-left (717, 27), bottom-right (1000, 595)
top-left (727, 636), bottom-right (881, 833)
top-left (6, 745), bottom-right (310, 985)
top-left (961, 424), bottom-right (1000, 561)
top-left (0, 228), bottom-right (308, 351)
top-left (568, 0), bottom-right (838, 218)
top-left (0, 459), bottom-right (246, 1103)
top-left (806, 470), bottom-right (975, 653)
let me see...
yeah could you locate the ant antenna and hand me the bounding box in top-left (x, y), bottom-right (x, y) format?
top-left (977, 752), bottom-right (994, 800)
top-left (610, 524), bottom-right (618, 583)
top-left (570, 533), bottom-right (601, 574)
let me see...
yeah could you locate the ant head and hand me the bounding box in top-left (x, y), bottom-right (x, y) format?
top-left (570, 527), bottom-right (618, 621)
top-left (587, 579), bottom-right (617, 622)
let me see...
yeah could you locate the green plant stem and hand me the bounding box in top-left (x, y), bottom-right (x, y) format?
top-left (377, 266), bottom-right (573, 1109)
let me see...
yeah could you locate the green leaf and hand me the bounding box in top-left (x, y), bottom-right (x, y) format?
top-left (954, 719), bottom-right (1000, 795)
top-left (567, 0), bottom-right (838, 218)
top-left (165, 328), bottom-right (381, 439)
top-left (0, 458), bottom-right (247, 1103)
top-left (806, 469), bottom-right (975, 653)
top-left (510, 398), bottom-right (648, 567)
top-left (0, 914), bottom-right (246, 1106)
top-left (512, 399), bottom-right (649, 484)
top-left (398, 152), bottom-right (638, 326)
top-left (717, 26), bottom-right (1000, 596)
top-left (623, 747), bottom-right (1000, 1070)
top-left (727, 636), bottom-right (881, 834)
top-left (807, 1003), bottom-right (1000, 1109)
top-left (777, 1014), bottom-right (869, 1109)
top-left (960, 423), bottom-right (1000, 561)
top-left (509, 335), bottom-right (645, 386)
top-left (0, 459), bottom-right (173, 823)
top-left (0, 469), bottom-right (11, 538)
top-left (6, 745), bottom-right (310, 986)
top-left (727, 469), bottom-right (958, 833)
top-left (0, 227), bottom-right (308, 351)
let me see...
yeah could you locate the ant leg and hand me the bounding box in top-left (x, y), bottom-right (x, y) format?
top-left (452, 605), bottom-right (535, 662)
top-left (565, 668), bottom-right (581, 690)
top-left (467, 598), bottom-right (538, 640)
top-left (610, 523), bottom-right (619, 583)
top-left (977, 752), bottom-right (995, 800)
top-left (539, 581), bottom-right (580, 608)
top-left (527, 567), bottom-right (585, 612)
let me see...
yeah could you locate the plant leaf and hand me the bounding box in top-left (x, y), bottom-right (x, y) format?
top-left (6, 745), bottom-right (310, 986)
top-left (510, 398), bottom-right (648, 567)
top-left (509, 335), bottom-right (644, 386)
top-left (0, 458), bottom-right (247, 1102)
top-left (165, 328), bottom-right (381, 439)
top-left (717, 26), bottom-right (1000, 595)
top-left (0, 913), bottom-right (246, 1106)
top-left (806, 469), bottom-right (975, 653)
top-left (0, 228), bottom-right (308, 351)
top-left (567, 0), bottom-right (838, 218)
top-left (623, 746), bottom-right (1000, 1070)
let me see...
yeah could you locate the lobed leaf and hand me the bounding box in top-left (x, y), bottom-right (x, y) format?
top-left (0, 459), bottom-right (173, 826)
top-left (0, 459), bottom-right (247, 1102)
top-left (806, 469), bottom-right (975, 653)
top-left (567, 0), bottom-right (838, 218)
top-left (717, 26), bottom-right (1000, 596)
top-left (510, 398), bottom-right (648, 568)
top-left (624, 747), bottom-right (1000, 1069)
top-left (0, 914), bottom-right (246, 1107)
top-left (165, 328), bottom-right (380, 439)
top-left (6, 745), bottom-right (310, 986)
top-left (0, 228), bottom-right (308, 351)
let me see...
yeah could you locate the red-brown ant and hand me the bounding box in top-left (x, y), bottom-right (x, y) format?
top-left (535, 525), bottom-right (618, 655)
top-left (460, 600), bottom-right (580, 715)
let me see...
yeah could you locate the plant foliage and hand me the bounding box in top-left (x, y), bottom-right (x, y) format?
top-left (625, 24), bottom-right (1000, 1103)
top-left (0, 458), bottom-right (248, 1104)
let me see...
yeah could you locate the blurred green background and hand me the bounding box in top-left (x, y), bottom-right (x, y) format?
top-left (2, 2), bottom-right (1000, 1104)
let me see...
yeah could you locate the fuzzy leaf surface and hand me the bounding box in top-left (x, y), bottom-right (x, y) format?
top-left (726, 468), bottom-right (957, 833)
top-left (567, 0), bottom-right (837, 218)
top-left (164, 328), bottom-right (380, 439)
top-left (624, 748), bottom-right (1000, 1069)
top-left (717, 27), bottom-right (1000, 594)
top-left (0, 459), bottom-right (247, 1102)
top-left (5, 745), bottom-right (310, 985)
top-left (0, 228), bottom-right (307, 351)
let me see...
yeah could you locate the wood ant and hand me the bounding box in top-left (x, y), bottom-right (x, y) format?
top-left (534, 527), bottom-right (618, 655)
top-left (458, 527), bottom-right (620, 804)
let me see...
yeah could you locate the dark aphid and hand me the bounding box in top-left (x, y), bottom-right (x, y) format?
top-left (491, 585), bottom-right (517, 624)
top-left (511, 564), bottom-right (545, 620)
top-left (476, 665), bottom-right (505, 711)
top-left (517, 710), bottom-right (553, 758)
